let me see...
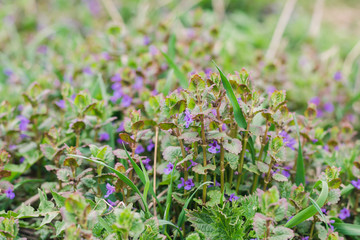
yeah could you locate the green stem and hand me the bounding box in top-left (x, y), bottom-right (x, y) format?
top-left (263, 157), bottom-right (275, 191)
top-left (235, 123), bottom-right (250, 193)
top-left (309, 217), bottom-right (316, 240)
top-left (176, 128), bottom-right (188, 194)
top-left (251, 121), bottom-right (269, 193)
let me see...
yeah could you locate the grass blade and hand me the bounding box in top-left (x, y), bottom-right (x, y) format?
top-left (214, 62), bottom-right (247, 129)
top-left (68, 154), bottom-right (151, 216)
top-left (162, 51), bottom-right (188, 89)
top-left (309, 197), bottom-right (328, 231)
top-left (293, 113), bottom-right (305, 186)
top-left (122, 144), bottom-right (163, 215)
top-left (341, 184), bottom-right (355, 196)
top-left (332, 223), bottom-right (360, 236)
top-left (285, 180), bottom-right (328, 228)
top-left (158, 219), bottom-right (183, 239)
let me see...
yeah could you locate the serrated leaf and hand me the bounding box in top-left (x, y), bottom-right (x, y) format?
top-left (206, 190), bottom-right (222, 207)
top-left (257, 162), bottom-right (269, 173)
top-left (162, 146), bottom-right (182, 163)
top-left (327, 188), bottom-right (341, 204)
top-left (270, 226), bottom-right (294, 240)
top-left (273, 173), bottom-right (288, 182)
top-left (205, 131), bottom-right (227, 140)
top-left (225, 152), bottom-right (238, 170)
top-left (223, 138), bottom-right (242, 155)
top-left (179, 132), bottom-right (201, 143)
top-left (192, 164), bottom-right (216, 175)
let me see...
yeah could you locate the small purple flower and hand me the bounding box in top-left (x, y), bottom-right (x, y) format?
top-left (329, 220), bottom-right (335, 231)
top-left (164, 163), bottom-right (174, 175)
top-left (351, 179), bottom-right (360, 190)
top-left (301, 237), bottom-right (309, 240)
top-left (135, 145), bottom-right (145, 154)
top-left (281, 169), bottom-right (291, 178)
top-left (267, 86), bottom-right (276, 95)
top-left (229, 193), bottom-right (239, 202)
top-left (208, 181), bottom-right (221, 188)
top-left (323, 102), bottom-right (334, 113)
top-left (178, 177), bottom-right (185, 189)
top-left (149, 45), bottom-right (158, 56)
top-left (83, 66), bottom-right (93, 76)
top-left (121, 95), bottom-right (132, 107)
top-left (143, 36), bottom-right (150, 45)
top-left (279, 131), bottom-right (296, 150)
top-left (333, 71), bottom-right (342, 81)
top-left (111, 73), bottom-right (122, 82)
top-left (204, 68), bottom-right (212, 78)
top-left (309, 96), bottom-right (320, 106)
top-left (37, 45), bottom-right (48, 54)
top-left (184, 179), bottom-right (195, 190)
top-left (133, 76), bottom-right (143, 90)
top-left (5, 187), bottom-right (15, 199)
top-left (104, 183), bottom-right (115, 198)
top-left (107, 199), bottom-right (118, 210)
top-left (99, 132), bottom-right (110, 142)
top-left (237, 97), bottom-right (242, 104)
top-left (117, 138), bottom-right (124, 145)
top-left (116, 122), bottom-right (124, 132)
top-left (321, 208), bottom-right (327, 214)
top-left (208, 140), bottom-right (220, 154)
top-left (184, 109), bottom-right (193, 128)
top-left (55, 100), bottom-right (66, 109)
top-left (211, 109), bottom-right (217, 117)
top-left (102, 52), bottom-right (111, 61)
top-left (187, 159), bottom-right (198, 170)
top-left (222, 124), bottom-right (227, 131)
top-left (19, 157), bottom-right (25, 164)
top-left (142, 158), bottom-right (152, 170)
top-left (3, 69), bottom-right (13, 77)
top-left (18, 116), bottom-right (30, 131)
top-left (338, 208), bottom-right (351, 220)
top-left (147, 140), bottom-right (155, 152)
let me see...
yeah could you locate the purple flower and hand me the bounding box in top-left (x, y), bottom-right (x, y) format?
top-left (37, 45), bottom-right (47, 54)
top-left (99, 132), bottom-right (110, 142)
top-left (107, 199), bottom-right (118, 211)
top-left (333, 71), bottom-right (342, 81)
top-left (338, 208), bottom-right (351, 220)
top-left (149, 45), bottom-right (158, 56)
top-left (301, 237), bottom-right (309, 240)
top-left (5, 187), bottom-right (15, 199)
top-left (164, 163), bottom-right (174, 175)
top-left (116, 122), bottom-right (124, 132)
top-left (55, 100), bottom-right (66, 109)
top-left (104, 183), bottom-right (115, 198)
top-left (143, 36), bottom-right (150, 45)
top-left (19, 157), bottom-right (25, 164)
top-left (321, 208), bottom-right (327, 214)
top-left (147, 140), bottom-right (155, 152)
top-left (184, 179), bottom-right (195, 190)
top-left (309, 96), bottom-right (320, 106)
top-left (211, 109), bottom-right (217, 117)
top-left (187, 159), bottom-right (198, 170)
top-left (111, 73), bottom-right (122, 82)
top-left (208, 140), bottom-right (220, 154)
top-left (323, 102), bottom-right (334, 113)
top-left (351, 179), bottom-right (360, 190)
top-left (178, 177), bottom-right (185, 189)
top-left (102, 52), bottom-right (111, 61)
top-left (3, 69), bottom-right (13, 77)
top-left (121, 95), bottom-right (132, 107)
top-left (204, 68), bottom-right (212, 78)
top-left (267, 86), bottom-right (276, 95)
top-left (229, 193), bottom-right (239, 202)
top-left (117, 138), bottom-right (125, 145)
top-left (184, 109), bottom-right (193, 128)
top-left (142, 158), bottom-right (152, 170)
top-left (279, 131), bottom-right (296, 150)
top-left (83, 66), bottom-right (93, 76)
top-left (133, 76), bottom-right (143, 90)
top-left (222, 124), bottom-right (227, 131)
top-left (18, 116), bottom-right (30, 131)
top-left (135, 145), bottom-right (145, 154)
top-left (329, 220), bottom-right (335, 231)
top-left (281, 169), bottom-right (291, 178)
top-left (208, 181), bottom-right (221, 188)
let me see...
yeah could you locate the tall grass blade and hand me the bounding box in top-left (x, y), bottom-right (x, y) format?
top-left (293, 113), bottom-right (305, 186)
top-left (332, 223), bottom-right (360, 236)
top-left (284, 180), bottom-right (328, 228)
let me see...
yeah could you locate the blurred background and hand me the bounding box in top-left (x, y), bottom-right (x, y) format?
top-left (0, 0), bottom-right (359, 122)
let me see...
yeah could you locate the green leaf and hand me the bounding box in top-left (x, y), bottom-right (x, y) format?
top-left (309, 197), bottom-right (329, 231)
top-left (270, 226), bottom-right (294, 240)
top-left (332, 223), bottom-right (360, 236)
top-left (162, 51), bottom-right (188, 89)
top-left (293, 113), bottom-right (305, 186)
top-left (273, 173), bottom-right (288, 182)
top-left (214, 63), bottom-right (247, 129)
top-left (285, 181), bottom-right (328, 228)
top-left (51, 190), bottom-right (66, 208)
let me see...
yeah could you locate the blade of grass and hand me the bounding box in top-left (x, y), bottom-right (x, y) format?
top-left (122, 144), bottom-right (163, 215)
top-left (341, 184), bottom-right (355, 196)
top-left (332, 223), bottom-right (360, 236)
top-left (68, 154), bottom-right (151, 217)
top-left (214, 62), bottom-right (247, 129)
top-left (158, 219), bottom-right (183, 239)
top-left (309, 197), bottom-right (328, 231)
top-left (162, 51), bottom-right (188, 89)
top-left (293, 113), bottom-right (305, 186)
top-left (285, 180), bottom-right (328, 228)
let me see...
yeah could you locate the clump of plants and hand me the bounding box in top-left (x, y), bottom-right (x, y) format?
top-left (1, 66), bottom-right (359, 239)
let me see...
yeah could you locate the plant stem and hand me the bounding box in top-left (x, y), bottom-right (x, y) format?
top-left (263, 157), bottom-right (275, 191)
top-left (176, 128), bottom-right (188, 194)
top-left (216, 108), bottom-right (225, 195)
top-left (251, 120), bottom-right (270, 193)
top-left (235, 123), bottom-right (250, 193)
top-left (309, 217), bottom-right (317, 240)
top-left (153, 127), bottom-right (159, 216)
top-left (199, 113), bottom-right (207, 203)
